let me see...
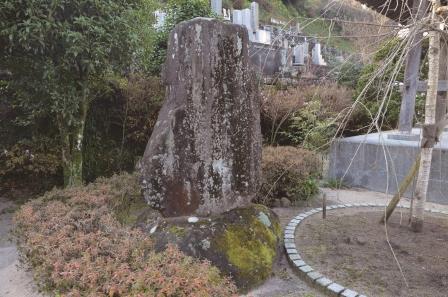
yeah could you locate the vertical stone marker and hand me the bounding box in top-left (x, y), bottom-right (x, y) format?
top-left (139, 18), bottom-right (261, 217)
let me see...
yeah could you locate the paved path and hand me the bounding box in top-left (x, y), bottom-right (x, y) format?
top-left (0, 197), bottom-right (43, 297)
top-left (322, 187), bottom-right (448, 212)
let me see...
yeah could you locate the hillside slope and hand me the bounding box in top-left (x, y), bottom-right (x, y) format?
top-left (225, 0), bottom-right (388, 52)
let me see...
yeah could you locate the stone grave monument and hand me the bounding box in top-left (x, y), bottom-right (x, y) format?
top-left (138, 18), bottom-right (281, 291)
top-left (139, 18), bottom-right (262, 217)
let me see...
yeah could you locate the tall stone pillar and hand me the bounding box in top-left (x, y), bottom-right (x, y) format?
top-left (211, 0), bottom-right (222, 16)
top-left (139, 18), bottom-right (261, 217)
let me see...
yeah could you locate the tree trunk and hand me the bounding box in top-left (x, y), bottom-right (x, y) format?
top-left (60, 89), bottom-right (89, 187)
top-left (411, 0), bottom-right (442, 232)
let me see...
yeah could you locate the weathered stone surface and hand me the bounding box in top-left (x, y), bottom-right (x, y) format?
top-left (307, 271), bottom-right (323, 281)
top-left (327, 283), bottom-right (345, 296)
top-left (141, 204), bottom-right (282, 291)
top-left (341, 289), bottom-right (359, 297)
top-left (299, 265), bottom-right (313, 274)
top-left (139, 17), bottom-right (261, 217)
top-left (316, 277), bottom-right (333, 287)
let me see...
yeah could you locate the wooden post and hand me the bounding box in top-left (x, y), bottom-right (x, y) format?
top-left (322, 193), bottom-right (327, 219)
top-left (398, 0), bottom-right (429, 133)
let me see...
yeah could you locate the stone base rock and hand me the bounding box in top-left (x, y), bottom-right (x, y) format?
top-left (137, 204), bottom-right (282, 291)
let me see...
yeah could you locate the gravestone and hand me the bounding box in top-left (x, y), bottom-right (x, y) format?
top-left (211, 0), bottom-right (222, 16)
top-left (250, 2), bottom-right (259, 32)
top-left (312, 43), bottom-right (326, 66)
top-left (242, 8), bottom-right (253, 35)
top-left (293, 44), bottom-right (305, 65)
top-left (232, 9), bottom-right (242, 25)
top-left (139, 18), bottom-right (261, 217)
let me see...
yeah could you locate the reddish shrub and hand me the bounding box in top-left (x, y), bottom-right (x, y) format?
top-left (256, 146), bottom-right (321, 206)
top-left (14, 173), bottom-right (237, 297)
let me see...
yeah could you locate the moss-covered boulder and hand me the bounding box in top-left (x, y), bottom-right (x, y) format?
top-left (137, 204), bottom-right (282, 291)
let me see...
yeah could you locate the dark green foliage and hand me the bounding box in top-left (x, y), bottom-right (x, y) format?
top-left (0, 0), bottom-right (159, 185)
top-left (346, 39), bottom-right (425, 135)
top-left (83, 75), bottom-right (164, 182)
top-left (0, 139), bottom-right (63, 197)
top-left (334, 59), bottom-right (363, 88)
top-left (0, 0), bottom-right (152, 186)
top-left (1, 78), bottom-right (63, 197)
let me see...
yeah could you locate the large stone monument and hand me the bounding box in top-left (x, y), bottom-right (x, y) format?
top-left (139, 18), bottom-right (262, 217)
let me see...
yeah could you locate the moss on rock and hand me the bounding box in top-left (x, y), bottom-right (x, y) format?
top-left (145, 204), bottom-right (282, 291)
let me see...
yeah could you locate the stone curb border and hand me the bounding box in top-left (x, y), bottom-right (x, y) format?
top-left (285, 203), bottom-right (448, 297)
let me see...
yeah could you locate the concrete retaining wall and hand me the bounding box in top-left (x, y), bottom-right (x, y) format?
top-left (328, 132), bottom-right (448, 204)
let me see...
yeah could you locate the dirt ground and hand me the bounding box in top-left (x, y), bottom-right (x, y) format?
top-left (297, 208), bottom-right (448, 297)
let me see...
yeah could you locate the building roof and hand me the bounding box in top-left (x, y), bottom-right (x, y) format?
top-left (356, 0), bottom-right (415, 23)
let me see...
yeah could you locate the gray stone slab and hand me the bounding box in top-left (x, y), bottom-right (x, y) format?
top-left (341, 289), bottom-right (359, 297)
top-left (298, 265), bottom-right (313, 273)
top-left (288, 254), bottom-right (301, 261)
top-left (387, 133), bottom-right (420, 141)
top-left (286, 245), bottom-right (298, 254)
top-left (284, 243), bottom-right (296, 249)
top-left (293, 260), bottom-right (306, 267)
top-left (327, 283), bottom-right (345, 296)
top-left (284, 229), bottom-right (295, 235)
top-left (316, 277), bottom-right (333, 287)
top-left (285, 225), bottom-right (296, 230)
top-left (284, 238), bottom-right (295, 243)
top-left (306, 271), bottom-right (323, 281)
top-left (284, 234), bottom-right (294, 239)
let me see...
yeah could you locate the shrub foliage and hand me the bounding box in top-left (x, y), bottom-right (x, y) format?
top-left (14, 173), bottom-right (237, 297)
top-left (256, 146), bottom-right (321, 206)
top-left (261, 83), bottom-right (353, 149)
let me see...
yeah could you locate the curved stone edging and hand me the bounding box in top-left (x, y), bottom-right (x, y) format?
top-left (284, 203), bottom-right (448, 297)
